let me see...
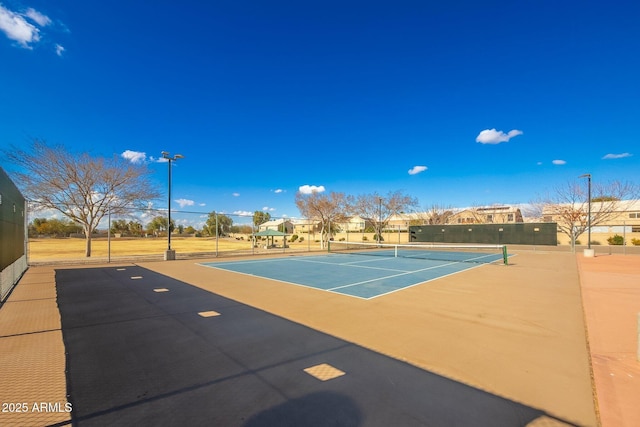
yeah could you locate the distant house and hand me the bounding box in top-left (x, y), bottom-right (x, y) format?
top-left (291, 219), bottom-right (320, 235)
top-left (335, 215), bottom-right (373, 232)
top-left (542, 199), bottom-right (640, 232)
top-left (386, 213), bottom-right (425, 230)
top-left (258, 219), bottom-right (294, 234)
top-left (448, 206), bottom-right (524, 224)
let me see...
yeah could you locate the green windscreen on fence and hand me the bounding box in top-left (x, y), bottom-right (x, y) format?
top-left (409, 223), bottom-right (557, 246)
top-left (0, 167), bottom-right (26, 271)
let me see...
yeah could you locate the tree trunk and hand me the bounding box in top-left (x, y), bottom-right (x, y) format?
top-left (319, 223), bottom-right (326, 250)
top-left (85, 228), bottom-right (92, 257)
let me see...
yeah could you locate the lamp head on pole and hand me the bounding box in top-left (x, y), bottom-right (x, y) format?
top-left (161, 151), bottom-right (184, 161)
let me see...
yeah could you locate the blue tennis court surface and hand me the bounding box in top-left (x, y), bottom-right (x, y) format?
top-left (200, 250), bottom-right (505, 299)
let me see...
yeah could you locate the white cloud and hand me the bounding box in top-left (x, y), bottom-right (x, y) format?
top-left (25, 8), bottom-right (51, 27)
top-left (175, 199), bottom-right (194, 208)
top-left (476, 128), bottom-right (523, 144)
top-left (233, 210), bottom-right (252, 216)
top-left (121, 150), bottom-right (147, 164)
top-left (198, 203), bottom-right (206, 207)
top-left (602, 152), bottom-right (632, 159)
top-left (408, 165), bottom-right (427, 175)
top-left (232, 192), bottom-right (240, 197)
top-left (0, 4), bottom-right (41, 48)
top-left (552, 159), bottom-right (566, 165)
top-left (274, 189), bottom-right (284, 193)
top-left (298, 185), bottom-right (325, 194)
top-left (55, 43), bottom-right (64, 56)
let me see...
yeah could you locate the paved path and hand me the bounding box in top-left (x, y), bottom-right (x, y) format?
top-left (0, 267), bottom-right (70, 427)
top-left (2, 250), bottom-right (631, 426)
top-left (577, 254), bottom-right (640, 427)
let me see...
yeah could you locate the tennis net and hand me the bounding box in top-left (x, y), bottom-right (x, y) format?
top-left (327, 241), bottom-right (508, 264)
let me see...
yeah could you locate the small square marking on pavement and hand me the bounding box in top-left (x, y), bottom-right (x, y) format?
top-left (198, 311), bottom-right (221, 317)
top-left (303, 363), bottom-right (346, 381)
top-left (131, 276), bottom-right (143, 279)
top-left (153, 288), bottom-right (170, 292)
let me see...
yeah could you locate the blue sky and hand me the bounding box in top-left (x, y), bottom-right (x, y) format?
top-left (1, 0), bottom-right (639, 227)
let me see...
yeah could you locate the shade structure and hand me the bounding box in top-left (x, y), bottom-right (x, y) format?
top-left (253, 229), bottom-right (288, 248)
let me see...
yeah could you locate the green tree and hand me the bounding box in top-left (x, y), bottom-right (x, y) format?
top-left (253, 211), bottom-right (271, 228)
top-left (127, 220), bottom-right (144, 237)
top-left (29, 218), bottom-right (81, 237)
top-left (204, 211), bottom-right (233, 236)
top-left (110, 219), bottom-right (129, 235)
top-left (146, 216), bottom-right (175, 237)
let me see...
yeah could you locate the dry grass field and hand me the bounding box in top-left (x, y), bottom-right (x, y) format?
top-left (28, 237), bottom-right (323, 261)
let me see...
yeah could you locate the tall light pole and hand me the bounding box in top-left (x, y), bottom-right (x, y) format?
top-left (162, 151), bottom-right (184, 260)
top-left (579, 173), bottom-right (592, 252)
top-left (378, 196), bottom-right (382, 245)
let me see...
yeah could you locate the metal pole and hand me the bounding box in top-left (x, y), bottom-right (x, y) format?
top-left (215, 213), bottom-right (219, 257)
top-left (168, 158), bottom-right (172, 251)
top-left (107, 209), bottom-right (111, 263)
top-left (161, 152), bottom-right (183, 260)
top-left (587, 175), bottom-right (592, 250)
top-left (378, 197), bottom-right (382, 245)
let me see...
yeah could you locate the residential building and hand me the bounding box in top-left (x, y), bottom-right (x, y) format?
top-left (258, 219), bottom-right (294, 234)
top-left (448, 206), bottom-right (524, 225)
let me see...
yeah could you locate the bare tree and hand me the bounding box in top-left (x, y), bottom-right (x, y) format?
top-left (295, 190), bottom-right (349, 249)
top-left (415, 203), bottom-right (455, 225)
top-left (351, 191), bottom-right (418, 242)
top-left (536, 179), bottom-right (638, 247)
top-left (5, 140), bottom-right (161, 257)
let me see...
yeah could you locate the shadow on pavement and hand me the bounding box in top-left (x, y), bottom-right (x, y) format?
top-left (54, 265), bottom-right (576, 426)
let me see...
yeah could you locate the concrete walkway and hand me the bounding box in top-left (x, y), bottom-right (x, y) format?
top-left (0, 267), bottom-right (71, 427)
top-left (1, 251), bottom-right (635, 426)
top-left (577, 254), bottom-right (640, 426)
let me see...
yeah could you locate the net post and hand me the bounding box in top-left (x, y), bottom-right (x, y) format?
top-left (502, 245), bottom-right (508, 265)
top-left (327, 240), bottom-right (331, 253)
top-left (394, 245), bottom-right (398, 258)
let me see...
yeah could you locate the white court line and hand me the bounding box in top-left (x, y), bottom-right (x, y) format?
top-left (288, 256), bottom-right (409, 273)
top-left (328, 260), bottom-right (462, 291)
top-left (198, 263), bottom-right (371, 300)
top-left (197, 253), bottom-right (505, 300)
top-left (365, 262), bottom-right (492, 300)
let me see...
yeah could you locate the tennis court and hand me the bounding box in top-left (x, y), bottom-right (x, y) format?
top-left (200, 242), bottom-right (508, 299)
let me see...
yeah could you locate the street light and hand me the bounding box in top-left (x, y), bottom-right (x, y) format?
top-left (579, 173), bottom-right (592, 253)
top-left (162, 151), bottom-right (184, 260)
top-left (378, 197), bottom-right (382, 245)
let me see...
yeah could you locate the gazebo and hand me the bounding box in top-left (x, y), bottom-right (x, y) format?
top-left (253, 229), bottom-right (288, 248)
